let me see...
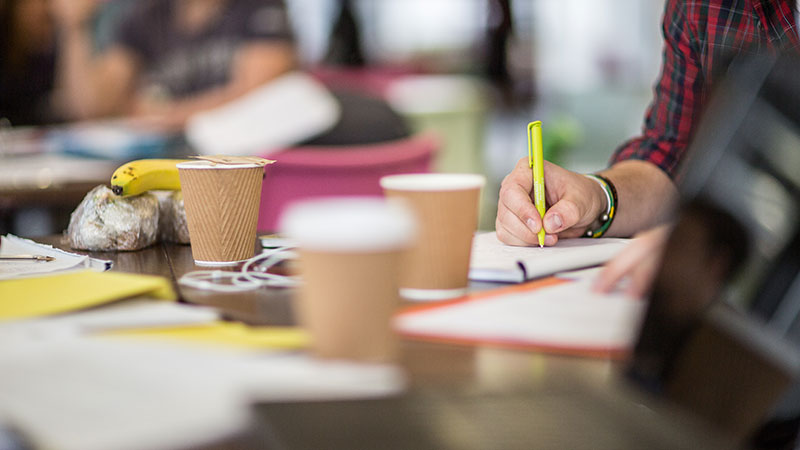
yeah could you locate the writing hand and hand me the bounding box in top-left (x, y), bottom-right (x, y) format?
top-left (496, 157), bottom-right (607, 246)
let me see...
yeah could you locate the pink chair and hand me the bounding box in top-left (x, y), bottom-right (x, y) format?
top-left (257, 133), bottom-right (438, 232)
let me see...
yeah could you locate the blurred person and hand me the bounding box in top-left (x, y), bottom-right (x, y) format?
top-left (0, 0), bottom-right (61, 126)
top-left (323, 0), bottom-right (364, 67)
top-left (51, 0), bottom-right (296, 131)
top-left (496, 0), bottom-right (800, 296)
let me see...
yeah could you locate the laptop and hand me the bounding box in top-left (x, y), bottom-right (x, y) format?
top-left (627, 52), bottom-right (800, 448)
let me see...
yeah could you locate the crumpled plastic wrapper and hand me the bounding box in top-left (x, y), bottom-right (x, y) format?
top-left (157, 190), bottom-right (190, 244)
top-left (67, 185), bottom-right (159, 251)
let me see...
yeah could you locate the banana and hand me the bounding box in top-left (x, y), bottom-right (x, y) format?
top-left (110, 159), bottom-right (188, 196)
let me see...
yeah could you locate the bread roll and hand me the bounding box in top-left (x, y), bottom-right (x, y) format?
top-left (67, 185), bottom-right (159, 251)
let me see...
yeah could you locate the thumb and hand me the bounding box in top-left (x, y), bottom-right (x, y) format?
top-left (542, 198), bottom-right (582, 235)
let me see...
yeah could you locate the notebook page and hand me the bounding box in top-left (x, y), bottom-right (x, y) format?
top-left (469, 232), bottom-right (630, 282)
top-left (395, 279), bottom-right (645, 356)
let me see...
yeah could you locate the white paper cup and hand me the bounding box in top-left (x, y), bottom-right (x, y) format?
top-left (280, 197), bottom-right (416, 362)
top-left (177, 161), bottom-right (264, 266)
top-left (380, 173), bottom-right (485, 301)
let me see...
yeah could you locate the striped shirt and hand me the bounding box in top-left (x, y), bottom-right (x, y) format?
top-left (611, 0), bottom-right (800, 178)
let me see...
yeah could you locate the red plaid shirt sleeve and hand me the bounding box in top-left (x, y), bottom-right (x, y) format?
top-left (610, 0), bottom-right (799, 179)
top-left (610, 0), bottom-right (704, 179)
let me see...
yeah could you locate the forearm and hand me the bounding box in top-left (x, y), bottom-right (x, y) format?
top-left (55, 25), bottom-right (98, 119)
top-left (137, 81), bottom-right (260, 130)
top-left (590, 0), bottom-right (694, 237)
top-left (597, 159), bottom-right (678, 237)
top-left (133, 44), bottom-right (295, 130)
top-left (56, 25), bottom-right (136, 120)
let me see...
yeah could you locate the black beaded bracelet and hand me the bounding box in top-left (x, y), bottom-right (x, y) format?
top-left (583, 174), bottom-right (617, 238)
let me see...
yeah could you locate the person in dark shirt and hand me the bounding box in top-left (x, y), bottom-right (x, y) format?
top-left (51, 0), bottom-right (295, 131)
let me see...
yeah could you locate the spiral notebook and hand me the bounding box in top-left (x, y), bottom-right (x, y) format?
top-left (469, 232), bottom-right (631, 283)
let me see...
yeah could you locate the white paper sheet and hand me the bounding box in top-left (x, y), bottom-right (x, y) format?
top-left (395, 279), bottom-right (645, 354)
top-left (0, 234), bottom-right (111, 280)
top-left (0, 337), bottom-right (406, 450)
top-left (186, 72), bottom-right (340, 156)
top-left (469, 232), bottom-right (631, 282)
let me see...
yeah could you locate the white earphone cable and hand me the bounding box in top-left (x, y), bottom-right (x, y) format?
top-left (178, 247), bottom-right (300, 293)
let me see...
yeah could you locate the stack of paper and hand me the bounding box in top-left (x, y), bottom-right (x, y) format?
top-left (0, 234), bottom-right (111, 280)
top-left (0, 266), bottom-right (230, 346)
top-left (0, 270), bottom-right (175, 320)
top-left (0, 337), bottom-right (405, 450)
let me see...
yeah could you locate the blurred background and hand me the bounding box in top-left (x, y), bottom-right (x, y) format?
top-left (285, 0), bottom-right (662, 164)
top-left (286, 0), bottom-right (664, 228)
top-left (0, 0), bottom-right (665, 235)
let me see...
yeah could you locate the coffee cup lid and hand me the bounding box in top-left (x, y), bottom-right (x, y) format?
top-left (176, 160), bottom-right (266, 170)
top-left (379, 173), bottom-right (485, 191)
top-left (280, 197), bottom-right (416, 252)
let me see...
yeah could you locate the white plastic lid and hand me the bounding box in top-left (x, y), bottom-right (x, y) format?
top-left (279, 197), bottom-right (417, 252)
top-left (176, 161), bottom-right (262, 170)
top-left (380, 173), bottom-right (485, 192)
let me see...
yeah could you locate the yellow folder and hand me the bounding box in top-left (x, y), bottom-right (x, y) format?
top-left (104, 321), bottom-right (310, 351)
top-left (0, 270), bottom-right (175, 320)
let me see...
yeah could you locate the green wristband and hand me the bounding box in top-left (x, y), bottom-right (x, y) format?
top-left (583, 174), bottom-right (617, 238)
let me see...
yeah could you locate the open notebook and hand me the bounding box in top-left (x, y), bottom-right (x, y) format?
top-left (394, 278), bottom-right (644, 359)
top-left (469, 232), bottom-right (631, 283)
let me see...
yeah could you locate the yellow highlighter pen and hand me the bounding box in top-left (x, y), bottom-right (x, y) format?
top-left (527, 121), bottom-right (546, 247)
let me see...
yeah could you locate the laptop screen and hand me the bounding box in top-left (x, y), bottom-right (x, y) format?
top-left (626, 53), bottom-right (800, 443)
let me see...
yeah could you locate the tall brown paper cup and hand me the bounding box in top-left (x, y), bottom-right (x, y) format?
top-left (177, 160), bottom-right (264, 266)
top-left (380, 173), bottom-right (485, 301)
top-left (280, 197), bottom-right (416, 362)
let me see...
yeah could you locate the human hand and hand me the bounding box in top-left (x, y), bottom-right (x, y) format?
top-left (127, 98), bottom-right (185, 133)
top-left (51, 0), bottom-right (99, 30)
top-left (496, 157), bottom-right (607, 246)
top-left (593, 225), bottom-right (670, 297)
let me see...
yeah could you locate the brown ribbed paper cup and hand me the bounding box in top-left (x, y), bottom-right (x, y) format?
top-left (280, 197), bottom-right (416, 362)
top-left (177, 160), bottom-right (265, 266)
top-left (380, 173), bottom-right (485, 301)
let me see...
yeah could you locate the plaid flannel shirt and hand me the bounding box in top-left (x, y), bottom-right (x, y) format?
top-left (611, 0), bottom-right (800, 178)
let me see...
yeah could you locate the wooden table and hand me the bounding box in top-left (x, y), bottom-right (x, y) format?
top-left (37, 236), bottom-right (733, 450)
